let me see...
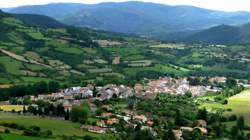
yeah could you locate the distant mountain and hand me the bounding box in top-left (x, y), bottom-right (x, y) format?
top-left (184, 25), bottom-right (241, 44)
top-left (183, 23), bottom-right (250, 45)
top-left (12, 14), bottom-right (66, 28)
top-left (5, 2), bottom-right (250, 40)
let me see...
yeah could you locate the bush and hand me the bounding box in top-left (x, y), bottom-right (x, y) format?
top-left (23, 129), bottom-right (39, 136)
top-left (228, 115), bottom-right (237, 121)
top-left (83, 135), bottom-right (94, 140)
top-left (42, 130), bottom-right (53, 137)
top-left (30, 126), bottom-right (40, 132)
top-left (4, 129), bottom-right (10, 134)
top-left (219, 116), bottom-right (228, 122)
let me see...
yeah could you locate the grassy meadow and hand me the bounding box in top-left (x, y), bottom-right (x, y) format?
top-left (200, 89), bottom-right (250, 124)
top-left (0, 113), bottom-right (115, 140)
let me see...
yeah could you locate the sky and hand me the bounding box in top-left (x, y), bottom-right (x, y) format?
top-left (1, 0), bottom-right (250, 12)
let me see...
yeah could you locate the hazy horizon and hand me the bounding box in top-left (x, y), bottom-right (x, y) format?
top-left (1, 0), bottom-right (250, 12)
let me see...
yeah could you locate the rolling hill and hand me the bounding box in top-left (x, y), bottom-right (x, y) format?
top-left (1, 9), bottom-right (250, 87)
top-left (12, 14), bottom-right (66, 28)
top-left (5, 1), bottom-right (250, 40)
top-left (0, 9), bottom-right (123, 85)
top-left (183, 23), bottom-right (250, 45)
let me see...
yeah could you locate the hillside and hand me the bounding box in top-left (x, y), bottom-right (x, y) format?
top-left (1, 10), bottom-right (250, 86)
top-left (0, 10), bottom-right (115, 85)
top-left (183, 23), bottom-right (250, 44)
top-left (184, 25), bottom-right (241, 44)
top-left (5, 2), bottom-right (250, 40)
top-left (12, 14), bottom-right (66, 28)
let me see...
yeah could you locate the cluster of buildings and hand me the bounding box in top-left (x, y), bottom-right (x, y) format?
top-left (29, 84), bottom-right (133, 110)
top-left (25, 76), bottom-right (232, 110)
top-left (81, 105), bottom-right (156, 135)
top-left (134, 77), bottom-right (212, 99)
top-left (173, 119), bottom-right (208, 140)
top-left (96, 84), bottom-right (134, 101)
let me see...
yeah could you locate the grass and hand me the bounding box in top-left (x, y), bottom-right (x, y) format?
top-left (20, 77), bottom-right (52, 83)
top-left (124, 64), bottom-right (184, 77)
top-left (54, 45), bottom-right (83, 55)
top-left (0, 114), bottom-right (116, 139)
top-left (0, 56), bottom-right (23, 75)
top-left (0, 133), bottom-right (59, 140)
top-left (201, 89), bottom-right (250, 124)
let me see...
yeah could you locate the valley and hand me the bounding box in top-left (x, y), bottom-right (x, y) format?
top-left (0, 1), bottom-right (250, 139)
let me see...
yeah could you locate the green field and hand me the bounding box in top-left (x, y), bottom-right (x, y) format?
top-left (0, 133), bottom-right (59, 140)
top-left (201, 89), bottom-right (250, 124)
top-left (0, 114), bottom-right (114, 139)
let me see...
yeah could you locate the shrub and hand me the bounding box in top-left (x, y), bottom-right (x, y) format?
top-left (42, 130), bottom-right (53, 137)
top-left (83, 135), bottom-right (94, 140)
top-left (4, 129), bottom-right (10, 134)
top-left (30, 126), bottom-right (41, 132)
top-left (228, 115), bottom-right (237, 121)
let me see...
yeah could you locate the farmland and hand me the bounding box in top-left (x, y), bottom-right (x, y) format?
top-left (0, 113), bottom-right (113, 139)
top-left (0, 105), bottom-right (26, 112)
top-left (200, 89), bottom-right (250, 123)
top-left (1, 11), bottom-right (250, 86)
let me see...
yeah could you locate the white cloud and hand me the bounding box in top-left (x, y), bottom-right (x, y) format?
top-left (1, 0), bottom-right (250, 12)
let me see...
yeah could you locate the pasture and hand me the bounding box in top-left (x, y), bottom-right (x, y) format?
top-left (0, 113), bottom-right (113, 139)
top-left (201, 89), bottom-right (250, 124)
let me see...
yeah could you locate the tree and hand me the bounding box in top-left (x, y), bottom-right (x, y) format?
top-left (237, 116), bottom-right (245, 130)
top-left (215, 125), bottom-right (221, 137)
top-left (230, 126), bottom-right (239, 139)
top-left (70, 105), bottom-right (89, 123)
top-left (48, 81), bottom-right (60, 93)
top-left (56, 103), bottom-right (65, 117)
top-left (83, 135), bottom-right (94, 140)
top-left (226, 77), bottom-right (237, 88)
top-left (23, 106), bottom-right (26, 114)
top-left (197, 108), bottom-right (208, 121)
top-left (175, 110), bottom-right (182, 126)
top-left (36, 81), bottom-right (48, 94)
top-left (162, 129), bottom-right (175, 140)
top-left (132, 129), bottom-right (154, 140)
top-left (93, 86), bottom-right (97, 97)
top-left (38, 107), bottom-right (43, 116)
top-left (65, 109), bottom-right (70, 120)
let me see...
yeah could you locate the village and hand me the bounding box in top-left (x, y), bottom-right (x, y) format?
top-left (0, 76), bottom-right (238, 138)
top-left (22, 76), bottom-right (230, 110)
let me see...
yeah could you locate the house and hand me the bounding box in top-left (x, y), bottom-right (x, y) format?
top-left (63, 104), bottom-right (72, 111)
top-left (88, 126), bottom-right (105, 134)
top-left (101, 112), bottom-right (114, 118)
top-left (180, 127), bottom-right (193, 132)
top-left (97, 84), bottom-right (134, 101)
top-left (97, 120), bottom-right (106, 127)
top-left (209, 76), bottom-right (226, 84)
top-left (101, 105), bottom-right (112, 112)
top-left (30, 96), bottom-right (36, 102)
top-left (37, 95), bottom-right (45, 100)
top-left (134, 115), bottom-right (147, 123)
top-left (172, 129), bottom-right (184, 140)
top-left (196, 119), bottom-right (207, 128)
top-left (146, 120), bottom-right (154, 127)
top-left (81, 125), bottom-right (105, 134)
top-left (194, 127), bottom-right (207, 135)
top-left (64, 95), bottom-right (73, 100)
top-left (106, 118), bottom-right (119, 125)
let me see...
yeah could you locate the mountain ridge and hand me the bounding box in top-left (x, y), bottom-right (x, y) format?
top-left (5, 1), bottom-right (250, 40)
